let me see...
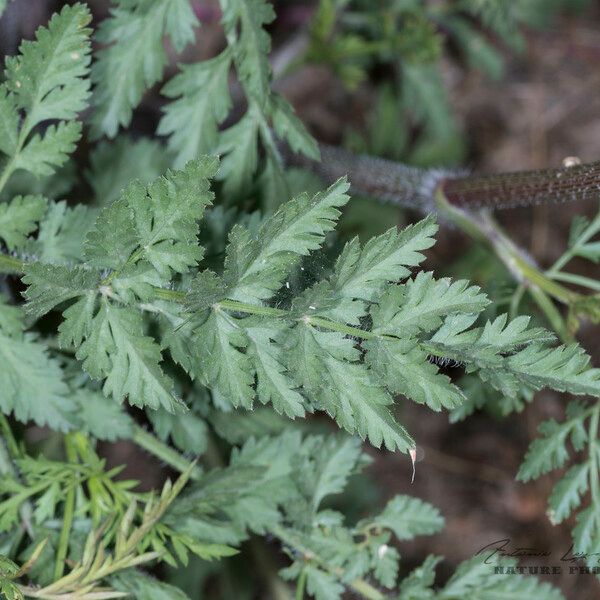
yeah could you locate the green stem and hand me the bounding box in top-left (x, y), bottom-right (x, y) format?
top-left (131, 425), bottom-right (202, 481)
top-left (0, 253), bottom-right (26, 274)
top-left (548, 271), bottom-right (600, 293)
top-left (509, 284), bottom-right (526, 320)
top-left (218, 299), bottom-right (287, 318)
top-left (548, 213), bottom-right (600, 274)
top-left (53, 435), bottom-right (77, 581)
top-left (0, 414), bottom-right (21, 459)
top-left (295, 569), bottom-right (307, 600)
top-left (151, 287), bottom-right (187, 303)
top-left (308, 315), bottom-right (378, 339)
top-left (436, 192), bottom-right (578, 304)
top-left (588, 407), bottom-right (600, 510)
top-left (0, 157), bottom-right (16, 198)
top-left (527, 286), bottom-right (571, 343)
top-left (436, 193), bottom-right (579, 338)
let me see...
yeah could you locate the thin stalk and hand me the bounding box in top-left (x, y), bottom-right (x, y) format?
top-left (509, 284), bottom-right (526, 320)
top-left (295, 569), bottom-right (307, 600)
top-left (0, 253), bottom-right (27, 274)
top-left (0, 413), bottom-right (21, 459)
top-left (218, 299), bottom-right (287, 318)
top-left (151, 287), bottom-right (186, 303)
top-left (131, 425), bottom-right (202, 481)
top-left (588, 407), bottom-right (600, 511)
top-left (436, 192), bottom-right (579, 338)
top-left (548, 212), bottom-right (600, 274)
top-left (548, 271), bottom-right (600, 293)
top-left (527, 286), bottom-right (571, 343)
top-left (53, 434), bottom-right (77, 581)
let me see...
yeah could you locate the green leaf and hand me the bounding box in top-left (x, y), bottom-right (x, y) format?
top-left (72, 387), bottom-right (133, 441)
top-left (304, 564), bottom-right (344, 600)
top-left (398, 554), bottom-right (441, 599)
top-left (58, 292), bottom-right (97, 348)
top-left (216, 108), bottom-right (260, 197)
top-left (332, 218), bottom-right (438, 304)
top-left (426, 314), bottom-right (597, 399)
top-left (85, 136), bottom-right (170, 205)
top-left (369, 495), bottom-right (444, 540)
top-left (306, 436), bottom-right (362, 512)
top-left (0, 305), bottom-right (74, 431)
top-left (439, 557), bottom-right (565, 600)
top-left (372, 542), bottom-right (400, 589)
top-left (517, 418), bottom-right (579, 482)
top-left (111, 570), bottom-right (191, 600)
top-left (29, 200), bottom-right (97, 263)
top-left (366, 338), bottom-right (465, 411)
top-left (129, 157), bottom-right (217, 279)
top-left (186, 270), bottom-right (228, 314)
top-left (0, 296), bottom-right (22, 338)
top-left (0, 89), bottom-right (19, 157)
top-left (246, 325), bottom-right (306, 418)
top-left (271, 93), bottom-right (320, 160)
top-left (289, 325), bottom-right (413, 452)
top-left (547, 463), bottom-right (589, 525)
top-left (192, 309), bottom-right (254, 409)
top-left (371, 271), bottom-right (489, 336)
top-left (85, 158), bottom-right (217, 280)
top-left (225, 178), bottom-right (350, 303)
top-left (23, 263), bottom-right (99, 320)
top-left (220, 0), bottom-right (274, 105)
top-left (0, 195), bottom-right (46, 250)
top-left (77, 301), bottom-right (184, 413)
top-left (0, 556), bottom-right (23, 600)
top-left (573, 505), bottom-right (600, 561)
top-left (91, 0), bottom-right (199, 137)
top-left (506, 343), bottom-right (600, 397)
top-left (83, 196), bottom-right (137, 269)
top-left (148, 408), bottom-right (208, 455)
top-left (5, 3), bottom-right (91, 131)
top-left (14, 121), bottom-right (82, 177)
top-left (159, 50), bottom-right (233, 168)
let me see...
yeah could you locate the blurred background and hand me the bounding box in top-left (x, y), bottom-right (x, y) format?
top-left (2, 1), bottom-right (600, 598)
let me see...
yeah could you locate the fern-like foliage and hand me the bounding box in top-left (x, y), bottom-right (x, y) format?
top-left (17, 159), bottom-right (600, 458)
top-left (0, 3), bottom-right (91, 191)
top-left (90, 0), bottom-right (198, 138)
top-left (0, 3), bottom-right (596, 599)
top-left (517, 402), bottom-right (600, 569)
